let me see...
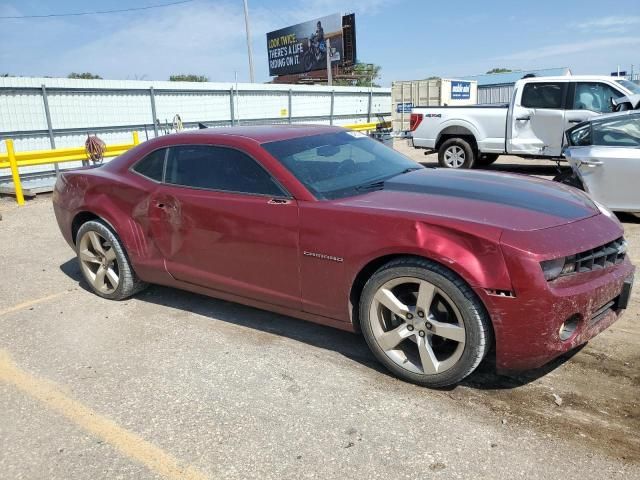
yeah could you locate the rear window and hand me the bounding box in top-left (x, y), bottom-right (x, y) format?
top-left (521, 82), bottom-right (565, 109)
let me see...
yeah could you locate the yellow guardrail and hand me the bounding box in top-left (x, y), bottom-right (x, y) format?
top-left (1, 121), bottom-right (388, 206)
top-left (0, 132), bottom-right (140, 206)
top-left (343, 121), bottom-right (390, 132)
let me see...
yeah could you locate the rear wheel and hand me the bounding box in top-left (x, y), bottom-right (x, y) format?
top-left (359, 257), bottom-right (492, 387)
top-left (438, 138), bottom-right (475, 169)
top-left (76, 220), bottom-right (147, 300)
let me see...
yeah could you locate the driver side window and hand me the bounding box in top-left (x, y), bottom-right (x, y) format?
top-left (573, 82), bottom-right (623, 113)
top-left (165, 145), bottom-right (286, 197)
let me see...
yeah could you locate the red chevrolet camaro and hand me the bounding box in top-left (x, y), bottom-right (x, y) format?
top-left (53, 125), bottom-right (635, 387)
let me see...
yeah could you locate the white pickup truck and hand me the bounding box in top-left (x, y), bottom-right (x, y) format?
top-left (409, 75), bottom-right (640, 168)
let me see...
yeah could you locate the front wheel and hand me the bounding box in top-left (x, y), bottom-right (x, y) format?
top-left (438, 138), bottom-right (475, 169)
top-left (76, 220), bottom-right (148, 300)
top-left (359, 257), bottom-right (492, 388)
top-left (302, 51), bottom-right (314, 72)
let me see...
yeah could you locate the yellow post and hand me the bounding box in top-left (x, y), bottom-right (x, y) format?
top-left (132, 131), bottom-right (140, 145)
top-left (6, 140), bottom-right (24, 206)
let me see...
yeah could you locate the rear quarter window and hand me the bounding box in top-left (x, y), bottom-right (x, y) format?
top-left (132, 148), bottom-right (166, 181)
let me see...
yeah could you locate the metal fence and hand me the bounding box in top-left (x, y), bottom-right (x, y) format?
top-left (0, 77), bottom-right (391, 180)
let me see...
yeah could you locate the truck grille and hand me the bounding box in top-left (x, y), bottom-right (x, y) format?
top-left (573, 237), bottom-right (627, 273)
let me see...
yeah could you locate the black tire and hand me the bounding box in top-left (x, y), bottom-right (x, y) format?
top-left (553, 170), bottom-right (584, 190)
top-left (476, 153), bottom-right (499, 167)
top-left (359, 257), bottom-right (492, 388)
top-left (76, 220), bottom-right (148, 300)
top-left (303, 52), bottom-right (314, 72)
top-left (438, 137), bottom-right (476, 169)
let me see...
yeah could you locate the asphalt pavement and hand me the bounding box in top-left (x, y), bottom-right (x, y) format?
top-left (0, 157), bottom-right (638, 479)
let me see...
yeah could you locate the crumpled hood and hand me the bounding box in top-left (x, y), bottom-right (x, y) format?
top-left (340, 168), bottom-right (599, 232)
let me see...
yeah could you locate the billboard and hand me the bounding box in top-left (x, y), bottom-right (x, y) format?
top-left (450, 81), bottom-right (471, 100)
top-left (267, 13), bottom-right (344, 76)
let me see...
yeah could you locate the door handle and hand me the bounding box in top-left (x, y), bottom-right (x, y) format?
top-left (579, 159), bottom-right (603, 167)
top-left (268, 198), bottom-right (291, 205)
top-left (568, 119), bottom-right (583, 124)
top-left (516, 115), bottom-right (531, 121)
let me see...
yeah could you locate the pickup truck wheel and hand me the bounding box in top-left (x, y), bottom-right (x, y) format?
top-left (359, 257), bottom-right (492, 388)
top-left (438, 138), bottom-right (475, 169)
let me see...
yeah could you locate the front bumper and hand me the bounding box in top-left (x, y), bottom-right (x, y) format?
top-left (478, 213), bottom-right (635, 372)
top-left (479, 260), bottom-right (634, 372)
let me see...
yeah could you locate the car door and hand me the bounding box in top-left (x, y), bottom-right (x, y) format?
top-left (563, 81), bottom-right (625, 131)
top-left (147, 144), bottom-right (301, 310)
top-left (565, 115), bottom-right (640, 211)
top-left (507, 81), bottom-right (567, 156)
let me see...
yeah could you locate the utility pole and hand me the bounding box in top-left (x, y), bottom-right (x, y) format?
top-left (326, 38), bottom-right (332, 86)
top-left (242, 0), bottom-right (255, 83)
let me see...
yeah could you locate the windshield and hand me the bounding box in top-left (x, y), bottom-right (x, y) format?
top-left (262, 131), bottom-right (422, 199)
top-left (616, 79), bottom-right (640, 95)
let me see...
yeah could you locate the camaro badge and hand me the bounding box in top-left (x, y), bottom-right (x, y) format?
top-left (303, 251), bottom-right (344, 263)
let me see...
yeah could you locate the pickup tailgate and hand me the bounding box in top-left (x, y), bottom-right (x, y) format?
top-left (410, 105), bottom-right (508, 153)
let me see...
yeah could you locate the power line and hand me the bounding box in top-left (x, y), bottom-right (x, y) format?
top-left (0, 0), bottom-right (194, 19)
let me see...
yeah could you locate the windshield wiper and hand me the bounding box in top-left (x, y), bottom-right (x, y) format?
top-left (355, 180), bottom-right (386, 192)
top-left (400, 167), bottom-right (423, 174)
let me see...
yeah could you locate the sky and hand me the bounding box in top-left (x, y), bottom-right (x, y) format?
top-left (1, 0), bottom-right (639, 85)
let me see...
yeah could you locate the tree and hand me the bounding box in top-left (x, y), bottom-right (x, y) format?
top-left (68, 72), bottom-right (102, 79)
top-left (169, 74), bottom-right (209, 82)
top-left (486, 68), bottom-right (512, 74)
top-left (334, 63), bottom-right (381, 87)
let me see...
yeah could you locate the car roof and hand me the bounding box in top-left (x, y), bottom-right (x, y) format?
top-left (167, 124), bottom-right (345, 144)
top-left (588, 110), bottom-right (640, 123)
top-left (515, 75), bottom-right (624, 83)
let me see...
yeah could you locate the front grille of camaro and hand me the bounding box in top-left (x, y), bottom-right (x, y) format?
top-left (572, 237), bottom-right (627, 273)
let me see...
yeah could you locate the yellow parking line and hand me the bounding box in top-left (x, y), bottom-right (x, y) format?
top-left (0, 350), bottom-right (210, 480)
top-left (0, 291), bottom-right (69, 317)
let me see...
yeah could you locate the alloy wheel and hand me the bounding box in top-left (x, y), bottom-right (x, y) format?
top-left (369, 277), bottom-right (466, 375)
top-left (443, 146), bottom-right (466, 168)
top-left (78, 230), bottom-right (120, 294)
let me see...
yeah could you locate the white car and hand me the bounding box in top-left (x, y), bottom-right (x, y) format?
top-left (556, 111), bottom-right (640, 215)
top-left (409, 75), bottom-right (639, 168)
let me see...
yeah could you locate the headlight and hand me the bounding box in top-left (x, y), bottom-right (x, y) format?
top-left (540, 256), bottom-right (577, 281)
top-left (540, 258), bottom-right (565, 281)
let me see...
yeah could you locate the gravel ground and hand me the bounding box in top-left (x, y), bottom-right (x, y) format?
top-left (0, 146), bottom-right (638, 480)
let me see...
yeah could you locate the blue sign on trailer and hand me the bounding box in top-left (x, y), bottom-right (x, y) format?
top-left (396, 102), bottom-right (413, 113)
top-left (451, 81), bottom-right (471, 100)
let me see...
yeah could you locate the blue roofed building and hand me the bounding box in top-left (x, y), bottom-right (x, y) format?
top-left (461, 67), bottom-right (572, 104)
